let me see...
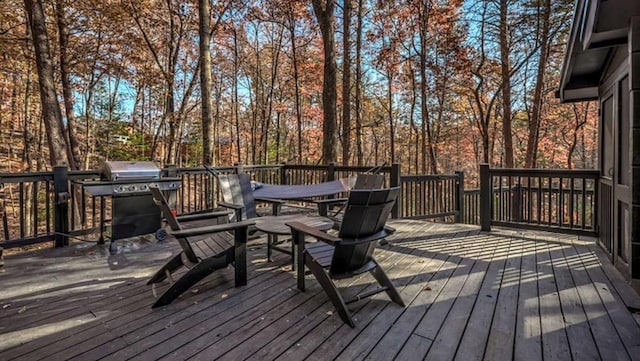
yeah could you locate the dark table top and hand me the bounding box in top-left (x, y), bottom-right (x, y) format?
top-left (254, 214), bottom-right (334, 235)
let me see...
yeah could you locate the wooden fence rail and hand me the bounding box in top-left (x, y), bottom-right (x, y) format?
top-left (479, 163), bottom-right (599, 236)
top-left (0, 163), bottom-right (600, 250)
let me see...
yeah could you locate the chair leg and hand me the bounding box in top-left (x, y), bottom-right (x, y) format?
top-left (267, 234), bottom-right (274, 262)
top-left (147, 253), bottom-right (184, 285)
top-left (151, 251), bottom-right (232, 308)
top-left (369, 260), bottom-right (405, 307)
top-left (305, 256), bottom-right (355, 328)
top-left (291, 229), bottom-right (306, 291)
top-left (233, 230), bottom-right (247, 287)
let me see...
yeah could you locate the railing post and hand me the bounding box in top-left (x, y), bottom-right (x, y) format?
top-left (327, 162), bottom-right (335, 182)
top-left (455, 171), bottom-right (464, 223)
top-left (280, 162), bottom-right (288, 185)
top-left (165, 164), bottom-right (177, 178)
top-left (0, 197), bottom-right (9, 241)
top-left (479, 163), bottom-right (491, 231)
top-left (234, 163), bottom-right (244, 174)
top-left (53, 165), bottom-right (70, 247)
top-left (164, 164), bottom-right (182, 210)
top-left (391, 163), bottom-right (401, 219)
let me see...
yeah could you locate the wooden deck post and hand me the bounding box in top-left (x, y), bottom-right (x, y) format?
top-left (455, 171), bottom-right (464, 223)
top-left (53, 165), bottom-right (70, 247)
top-left (327, 162), bottom-right (336, 182)
top-left (280, 162), bottom-right (288, 185)
top-left (479, 163), bottom-right (491, 231)
top-left (164, 164), bottom-right (182, 210)
top-left (391, 163), bottom-right (401, 219)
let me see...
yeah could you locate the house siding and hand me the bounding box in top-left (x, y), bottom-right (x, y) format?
top-left (630, 16), bottom-right (640, 280)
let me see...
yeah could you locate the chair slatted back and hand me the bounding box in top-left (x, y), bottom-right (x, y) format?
top-left (149, 186), bottom-right (199, 263)
top-left (217, 173), bottom-right (258, 221)
top-left (330, 187), bottom-right (399, 276)
top-left (353, 174), bottom-right (385, 189)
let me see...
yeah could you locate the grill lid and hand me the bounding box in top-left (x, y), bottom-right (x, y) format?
top-left (102, 161), bottom-right (161, 181)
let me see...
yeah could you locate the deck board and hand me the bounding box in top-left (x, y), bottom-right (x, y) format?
top-left (513, 238), bottom-right (542, 361)
top-left (550, 242), bottom-right (600, 361)
top-left (1, 220), bottom-right (640, 361)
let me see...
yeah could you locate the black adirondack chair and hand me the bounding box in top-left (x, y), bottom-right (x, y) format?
top-left (147, 186), bottom-right (254, 308)
top-left (287, 187), bottom-right (404, 327)
top-left (215, 173), bottom-right (286, 260)
top-left (216, 173), bottom-right (284, 221)
top-left (315, 173), bottom-right (386, 217)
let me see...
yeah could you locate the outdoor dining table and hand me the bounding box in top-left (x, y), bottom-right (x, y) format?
top-left (254, 214), bottom-right (334, 263)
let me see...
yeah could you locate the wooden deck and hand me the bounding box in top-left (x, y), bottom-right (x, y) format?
top-left (1, 220), bottom-right (639, 361)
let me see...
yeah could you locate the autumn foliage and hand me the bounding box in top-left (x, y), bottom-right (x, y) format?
top-left (0, 0), bottom-right (596, 183)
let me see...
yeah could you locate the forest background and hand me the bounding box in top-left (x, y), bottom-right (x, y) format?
top-left (0, 0), bottom-right (597, 186)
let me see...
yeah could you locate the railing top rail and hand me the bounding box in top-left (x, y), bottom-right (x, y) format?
top-left (242, 164), bottom-right (284, 170)
top-left (401, 174), bottom-right (460, 181)
top-left (175, 166), bottom-right (235, 175)
top-left (281, 164), bottom-right (391, 173)
top-left (489, 168), bottom-right (599, 178)
top-left (68, 170), bottom-right (101, 181)
top-left (0, 172), bottom-right (54, 184)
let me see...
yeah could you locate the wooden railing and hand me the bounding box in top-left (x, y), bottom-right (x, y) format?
top-left (400, 172), bottom-right (464, 222)
top-left (479, 164), bottom-right (599, 236)
top-left (0, 162), bottom-right (600, 250)
top-left (463, 188), bottom-right (481, 225)
top-left (0, 164), bottom-right (400, 250)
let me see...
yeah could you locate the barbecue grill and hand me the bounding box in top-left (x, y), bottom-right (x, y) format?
top-left (79, 161), bottom-right (181, 252)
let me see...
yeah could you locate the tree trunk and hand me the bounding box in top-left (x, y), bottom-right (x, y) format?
top-left (199, 0), bottom-right (214, 166)
top-left (312, 0), bottom-right (337, 164)
top-left (387, 67), bottom-right (395, 163)
top-left (341, 0), bottom-right (351, 165)
top-left (25, 0), bottom-right (69, 167)
top-left (260, 27), bottom-right (283, 164)
top-left (567, 103), bottom-right (589, 169)
top-left (409, 64), bottom-right (418, 173)
top-left (55, 0), bottom-right (80, 170)
top-left (525, 0), bottom-right (550, 168)
top-left (499, 0), bottom-right (514, 168)
top-left (286, 8), bottom-right (304, 163)
top-left (233, 28), bottom-right (241, 163)
top-left (418, 3), bottom-right (437, 174)
top-left (355, 0), bottom-right (363, 166)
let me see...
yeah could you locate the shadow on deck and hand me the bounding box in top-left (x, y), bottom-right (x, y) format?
top-left (1, 220), bottom-right (639, 361)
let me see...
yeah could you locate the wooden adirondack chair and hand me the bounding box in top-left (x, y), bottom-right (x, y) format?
top-left (147, 186), bottom-right (254, 308)
top-left (286, 187), bottom-right (404, 327)
top-left (216, 173), bottom-right (284, 222)
top-left (215, 173), bottom-right (286, 261)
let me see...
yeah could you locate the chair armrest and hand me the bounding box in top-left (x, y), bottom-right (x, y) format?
top-left (217, 201), bottom-right (244, 221)
top-left (341, 229), bottom-right (390, 245)
top-left (171, 220), bottom-right (255, 238)
top-left (217, 201), bottom-right (243, 211)
top-left (286, 221), bottom-right (341, 246)
top-left (175, 210), bottom-right (231, 223)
